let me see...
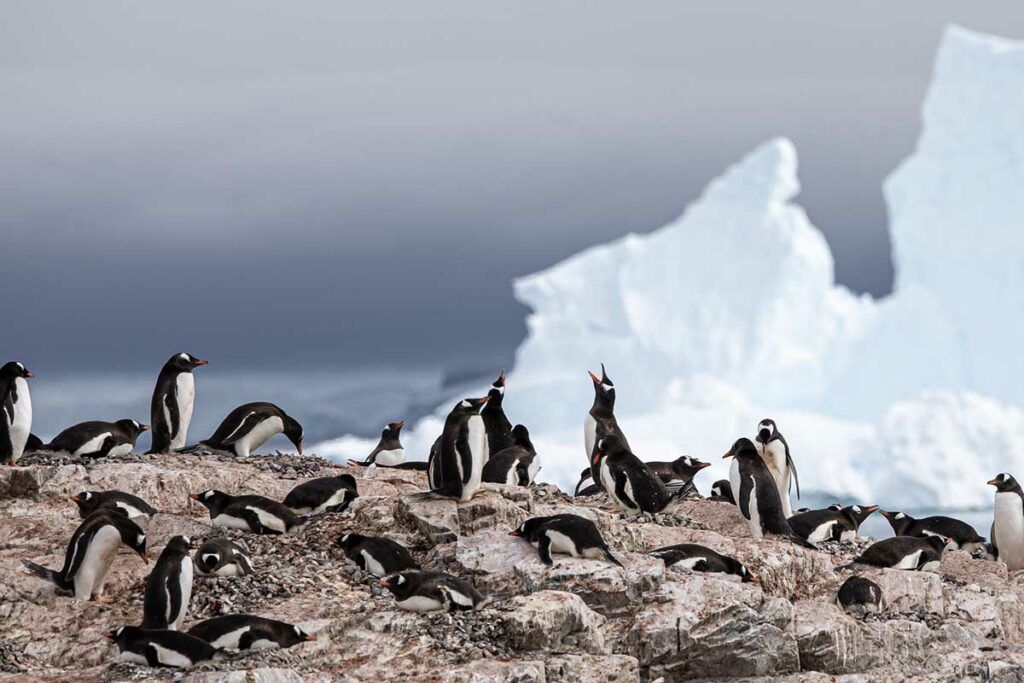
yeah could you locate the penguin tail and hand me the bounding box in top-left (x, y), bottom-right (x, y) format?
top-left (603, 547), bottom-right (624, 567)
top-left (175, 443), bottom-right (203, 454)
top-left (837, 560), bottom-right (860, 571)
top-left (347, 459), bottom-right (370, 467)
top-left (788, 533), bottom-right (818, 551)
top-left (21, 560), bottom-right (59, 586)
top-left (668, 480), bottom-right (697, 503)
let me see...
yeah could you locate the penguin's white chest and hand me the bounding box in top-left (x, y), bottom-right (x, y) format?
top-left (231, 416), bottom-right (283, 457)
top-left (210, 626), bottom-right (251, 650)
top-left (458, 415), bottom-right (486, 502)
top-left (7, 377), bottom-right (32, 459)
top-left (360, 549), bottom-right (387, 577)
top-left (74, 525), bottom-right (121, 599)
top-left (806, 521), bottom-right (838, 544)
top-left (526, 456), bottom-right (540, 484)
top-left (170, 556), bottom-right (193, 630)
top-left (244, 505), bottom-right (287, 533)
top-left (598, 459), bottom-right (622, 509)
top-left (994, 492), bottom-right (1024, 570)
top-left (545, 530), bottom-right (579, 557)
top-left (170, 373), bottom-right (195, 449)
top-left (759, 440), bottom-right (791, 515)
top-left (72, 432), bottom-right (113, 458)
top-left (374, 448), bottom-right (405, 466)
top-left (584, 414), bottom-right (597, 461)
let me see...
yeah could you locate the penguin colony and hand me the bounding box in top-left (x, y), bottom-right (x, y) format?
top-left (0, 356), bottom-right (1016, 670)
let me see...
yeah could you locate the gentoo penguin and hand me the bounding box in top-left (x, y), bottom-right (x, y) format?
top-left (482, 425), bottom-right (539, 486)
top-left (593, 435), bottom-right (688, 515)
top-left (44, 419), bottom-right (149, 458)
top-left (107, 626), bottom-right (218, 668)
top-left (989, 473), bottom-right (1024, 570)
top-left (649, 543), bottom-right (755, 582)
top-left (754, 419), bottom-right (800, 518)
top-left (142, 536), bottom-right (194, 631)
top-left (379, 571), bottom-right (485, 613)
top-left (837, 576), bottom-right (884, 614)
top-left (187, 614), bottom-right (313, 651)
top-left (71, 490), bottom-right (158, 520)
top-left (584, 364), bottom-right (630, 489)
top-left (788, 505), bottom-right (879, 543)
top-left (0, 361), bottom-right (34, 465)
top-left (283, 474), bottom-right (358, 515)
top-left (22, 511), bottom-right (148, 600)
top-left (574, 467), bottom-right (602, 497)
top-left (646, 455), bottom-right (710, 496)
top-left (724, 438), bottom-right (815, 548)
top-left (879, 510), bottom-right (986, 552)
top-left (181, 402), bottom-right (302, 457)
top-left (194, 538), bottom-right (254, 577)
top-left (481, 370), bottom-right (514, 455)
top-left (336, 532), bottom-right (419, 577)
top-left (349, 421), bottom-right (406, 467)
top-left (148, 353), bottom-right (208, 454)
top-left (510, 514), bottom-right (621, 566)
top-left (709, 479), bottom-right (735, 504)
top-left (190, 490), bottom-right (306, 535)
top-left (850, 535), bottom-right (949, 571)
top-left (426, 396), bottom-right (489, 502)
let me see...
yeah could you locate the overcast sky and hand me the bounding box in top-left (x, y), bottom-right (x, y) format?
top-left (4, 2), bottom-right (1023, 374)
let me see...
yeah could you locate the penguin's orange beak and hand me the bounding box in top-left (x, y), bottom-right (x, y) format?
top-left (69, 495), bottom-right (80, 503)
top-left (722, 450), bottom-right (734, 459)
top-left (303, 633), bottom-right (316, 642)
top-left (104, 630), bottom-right (117, 640)
top-left (987, 478), bottom-right (1000, 486)
top-left (749, 574), bottom-right (760, 585)
top-left (25, 371), bottom-right (35, 378)
top-left (296, 441), bottom-right (303, 455)
top-left (395, 420), bottom-right (405, 429)
top-left (591, 451), bottom-right (602, 465)
top-left (865, 505), bottom-right (879, 513)
top-left (188, 494), bottom-right (201, 501)
top-left (139, 552), bottom-right (149, 564)
top-left (697, 462), bottom-right (711, 469)
top-left (509, 530), bottom-right (519, 537)
top-left (195, 359), bottom-right (209, 366)
top-left (141, 424), bottom-right (151, 432)
top-left (588, 371), bottom-right (601, 385)
top-left (378, 579), bottom-right (389, 588)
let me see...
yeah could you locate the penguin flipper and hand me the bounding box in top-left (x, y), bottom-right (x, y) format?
top-left (220, 412), bottom-right (264, 447)
top-left (602, 546), bottom-right (624, 567)
top-left (537, 534), bottom-right (555, 566)
top-left (144, 644), bottom-right (163, 668)
top-left (21, 560), bottom-right (61, 587)
top-left (164, 390), bottom-right (181, 449)
top-left (787, 532), bottom-right (817, 551)
top-left (238, 627), bottom-right (276, 651)
top-left (238, 509), bottom-right (273, 535)
top-left (786, 452), bottom-right (801, 500)
top-left (612, 472), bottom-right (639, 512)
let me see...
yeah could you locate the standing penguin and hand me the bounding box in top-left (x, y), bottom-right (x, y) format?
top-left (426, 396), bottom-right (489, 502)
top-left (509, 514), bottom-right (622, 567)
top-left (989, 473), bottom-right (1024, 570)
top-left (0, 361), bottom-right (34, 465)
top-left (148, 353), bottom-right (208, 454)
top-left (481, 370), bottom-right (514, 455)
top-left (754, 419), bottom-right (800, 518)
top-left (22, 511), bottom-right (148, 600)
top-left (349, 421), bottom-right (406, 467)
top-left (142, 536), bottom-right (194, 631)
top-left (45, 419), bottom-right (149, 458)
top-left (593, 435), bottom-right (689, 515)
top-left (584, 365), bottom-right (630, 489)
top-left (283, 473), bottom-right (358, 515)
top-left (482, 424), bottom-right (538, 486)
top-left (724, 438), bottom-right (814, 548)
top-left (181, 402), bottom-right (302, 457)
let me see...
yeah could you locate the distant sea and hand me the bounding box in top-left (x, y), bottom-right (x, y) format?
top-left (29, 366), bottom-right (991, 539)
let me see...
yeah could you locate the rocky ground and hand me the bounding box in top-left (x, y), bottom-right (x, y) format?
top-left (2, 452), bottom-right (1024, 682)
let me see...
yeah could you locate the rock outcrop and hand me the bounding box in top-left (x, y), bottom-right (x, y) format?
top-left (1, 451), bottom-right (1021, 681)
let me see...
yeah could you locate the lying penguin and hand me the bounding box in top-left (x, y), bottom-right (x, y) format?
top-left (187, 614), bottom-right (314, 651)
top-left (70, 490), bottom-right (158, 520)
top-left (194, 538), bottom-right (254, 577)
top-left (179, 402), bottom-right (303, 457)
top-left (283, 474), bottom-right (358, 515)
top-left (509, 514), bottom-right (622, 567)
top-left (788, 504), bottom-right (879, 543)
top-left (349, 421), bottom-right (406, 467)
top-left (190, 490), bottom-right (306, 535)
top-left (848, 535), bottom-right (949, 571)
top-left (337, 532), bottom-right (419, 577)
top-left (43, 419), bottom-right (149, 458)
top-left (836, 576), bottom-right (884, 614)
top-left (108, 626), bottom-right (219, 668)
top-left (22, 511), bottom-right (148, 601)
top-left (379, 571), bottom-right (486, 613)
top-left (649, 543), bottom-right (755, 582)
top-left (880, 509), bottom-right (985, 552)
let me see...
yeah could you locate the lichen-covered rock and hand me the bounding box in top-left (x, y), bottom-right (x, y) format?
top-left (544, 654), bottom-right (639, 682)
top-left (499, 590), bottom-right (606, 654)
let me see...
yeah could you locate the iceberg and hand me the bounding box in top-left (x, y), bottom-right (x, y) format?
top-left (318, 26), bottom-right (1024, 510)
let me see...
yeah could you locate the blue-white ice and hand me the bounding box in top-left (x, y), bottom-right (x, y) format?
top-left (318, 26), bottom-right (1024, 511)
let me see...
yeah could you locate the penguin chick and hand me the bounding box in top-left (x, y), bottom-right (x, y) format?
top-left (649, 543), bottom-right (755, 582)
top-left (380, 571), bottom-right (486, 612)
top-left (510, 514), bottom-right (621, 567)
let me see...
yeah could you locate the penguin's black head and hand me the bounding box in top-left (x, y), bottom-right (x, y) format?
top-left (121, 526), bottom-right (148, 563)
top-left (509, 517), bottom-right (547, 541)
top-left (989, 473), bottom-right (1021, 493)
top-left (756, 418), bottom-right (777, 444)
top-left (70, 491), bottom-right (100, 516)
top-left (512, 424), bottom-right (534, 449)
top-left (283, 624), bottom-right (316, 646)
top-left (336, 531), bottom-right (367, 551)
top-left (382, 421), bottom-right (405, 439)
top-left (106, 625), bottom-right (138, 642)
top-left (282, 415), bottom-right (304, 455)
top-left (379, 572), bottom-right (418, 597)
top-left (189, 489), bottom-right (229, 511)
top-left (454, 396), bottom-right (489, 416)
top-left (166, 535), bottom-right (193, 553)
top-left (842, 504), bottom-right (879, 527)
top-left (673, 455), bottom-right (711, 478)
top-left (115, 419), bottom-right (150, 440)
top-left (722, 438), bottom-right (757, 460)
top-left (927, 535), bottom-right (952, 554)
top-left (588, 364), bottom-right (616, 411)
top-left (488, 370), bottom-right (506, 400)
top-left (168, 352), bottom-right (208, 372)
top-left (0, 361), bottom-right (33, 379)
top-left (593, 435), bottom-right (628, 464)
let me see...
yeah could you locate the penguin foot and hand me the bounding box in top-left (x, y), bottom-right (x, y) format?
top-left (90, 594), bottom-right (114, 604)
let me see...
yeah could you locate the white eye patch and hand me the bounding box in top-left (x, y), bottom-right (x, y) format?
top-left (137, 534), bottom-right (146, 545)
top-left (895, 512), bottom-right (905, 519)
top-left (852, 506), bottom-right (861, 513)
top-left (460, 400), bottom-right (471, 408)
top-left (178, 353), bottom-right (189, 361)
top-left (396, 575), bottom-right (406, 585)
top-left (202, 553), bottom-right (220, 565)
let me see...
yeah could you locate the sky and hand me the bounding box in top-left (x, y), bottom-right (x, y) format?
top-left (4, 1), bottom-right (1024, 375)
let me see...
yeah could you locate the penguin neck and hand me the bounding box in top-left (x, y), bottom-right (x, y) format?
top-left (589, 396), bottom-right (614, 419)
top-left (481, 392), bottom-right (504, 414)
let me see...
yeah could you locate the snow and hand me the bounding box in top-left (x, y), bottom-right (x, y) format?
top-left (317, 26), bottom-right (1024, 511)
